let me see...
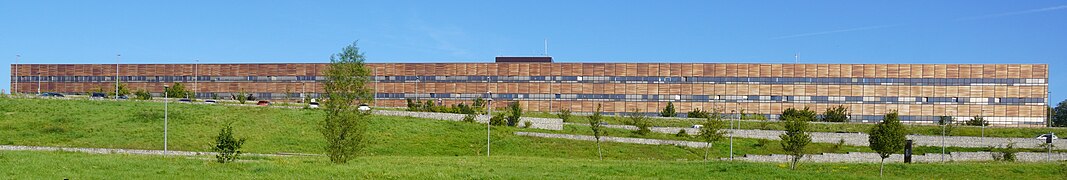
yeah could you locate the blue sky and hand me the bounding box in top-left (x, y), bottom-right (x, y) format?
top-left (2, 1), bottom-right (1066, 102)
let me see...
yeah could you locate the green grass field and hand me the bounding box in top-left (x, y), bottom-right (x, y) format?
top-left (1, 97), bottom-right (1064, 179)
top-left (525, 111), bottom-right (1067, 138)
top-left (1, 151), bottom-right (1062, 179)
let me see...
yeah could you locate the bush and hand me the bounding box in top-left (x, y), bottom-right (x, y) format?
top-left (965, 116), bottom-right (989, 126)
top-left (753, 139), bottom-right (770, 148)
top-left (489, 112), bottom-right (507, 126)
top-left (523, 121), bottom-right (533, 128)
top-left (831, 138), bottom-right (845, 152)
top-left (675, 129), bottom-right (690, 138)
top-left (134, 89), bottom-right (152, 100)
top-left (212, 123), bottom-right (247, 163)
top-left (821, 106), bottom-right (850, 122)
top-left (627, 109), bottom-right (651, 135)
top-left (687, 108), bottom-right (710, 118)
top-left (557, 109), bottom-right (572, 123)
top-left (990, 142), bottom-right (1018, 162)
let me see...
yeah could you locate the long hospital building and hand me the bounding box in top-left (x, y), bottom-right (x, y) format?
top-left (10, 57), bottom-right (1050, 126)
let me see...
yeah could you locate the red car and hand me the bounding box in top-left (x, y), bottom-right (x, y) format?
top-left (257, 100), bottom-right (271, 106)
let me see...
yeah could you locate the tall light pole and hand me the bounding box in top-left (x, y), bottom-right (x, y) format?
top-left (486, 91), bottom-right (493, 158)
top-left (37, 72), bottom-right (41, 95)
top-left (13, 54), bottom-right (19, 95)
top-left (115, 54), bottom-right (120, 99)
top-left (163, 85), bottom-right (170, 156)
top-left (194, 59), bottom-right (198, 100)
top-left (730, 109), bottom-right (736, 160)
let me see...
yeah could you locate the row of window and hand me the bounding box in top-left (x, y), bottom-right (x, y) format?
top-left (373, 93), bottom-right (1044, 105)
top-left (14, 75), bottom-right (1047, 86)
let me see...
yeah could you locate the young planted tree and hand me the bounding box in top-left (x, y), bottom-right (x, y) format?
top-left (696, 110), bottom-right (726, 162)
top-left (821, 105), bottom-right (850, 122)
top-left (109, 82), bottom-right (131, 97)
top-left (1054, 100), bottom-right (1067, 127)
top-left (965, 116), bottom-right (989, 126)
top-left (627, 108), bottom-right (650, 135)
top-left (320, 41), bottom-right (375, 164)
top-left (165, 82), bottom-right (189, 98)
top-left (212, 123), bottom-right (247, 163)
top-left (557, 109), bottom-right (572, 123)
top-left (588, 104), bottom-right (606, 160)
top-left (780, 107), bottom-right (815, 170)
top-left (661, 102), bottom-right (676, 117)
top-left (869, 111), bottom-right (908, 176)
top-left (506, 101), bottom-right (523, 126)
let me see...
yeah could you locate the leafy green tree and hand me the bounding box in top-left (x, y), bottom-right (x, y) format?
top-left (165, 82), bottom-right (189, 98)
top-left (588, 104), bottom-right (606, 160)
top-left (627, 108), bottom-right (650, 135)
top-left (821, 105), bottom-right (850, 122)
top-left (557, 109), bottom-right (572, 123)
top-left (661, 102), bottom-right (676, 117)
top-left (212, 123), bottom-right (247, 163)
top-left (780, 107), bottom-right (815, 170)
top-left (696, 110), bottom-right (726, 162)
top-left (869, 111), bottom-right (908, 176)
top-left (108, 82), bottom-right (131, 97)
top-left (506, 101), bottom-right (522, 126)
top-left (1053, 100), bottom-right (1067, 127)
top-left (320, 41), bottom-right (375, 164)
top-left (405, 98), bottom-right (420, 111)
top-left (134, 89), bottom-right (152, 100)
top-left (938, 116), bottom-right (955, 135)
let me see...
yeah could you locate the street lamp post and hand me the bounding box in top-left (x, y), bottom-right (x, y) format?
top-left (730, 110), bottom-right (735, 160)
top-left (14, 54), bottom-right (19, 95)
top-left (37, 72), bottom-right (41, 95)
top-left (486, 91), bottom-right (493, 158)
top-left (194, 59), bottom-right (198, 100)
top-left (163, 85), bottom-right (170, 156)
top-left (115, 54), bottom-right (120, 99)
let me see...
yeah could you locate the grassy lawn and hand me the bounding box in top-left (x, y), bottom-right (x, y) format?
top-left (525, 111), bottom-right (1067, 138)
top-left (0, 150), bottom-right (1061, 179)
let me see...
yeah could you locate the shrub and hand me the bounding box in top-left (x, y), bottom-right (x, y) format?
top-left (831, 138), bottom-right (845, 152)
top-left (627, 109), bottom-right (651, 135)
top-left (687, 108), bottom-right (710, 118)
top-left (557, 109), bottom-right (572, 123)
top-left (523, 121), bottom-right (533, 128)
top-left (134, 89), bottom-right (152, 100)
top-left (965, 116), bottom-right (988, 126)
top-left (212, 123), bottom-right (247, 163)
top-left (423, 100), bottom-right (435, 112)
top-left (821, 106), bottom-right (850, 122)
top-left (753, 139), bottom-right (770, 148)
top-left (675, 129), bottom-right (690, 138)
top-left (990, 142), bottom-right (1018, 162)
top-left (489, 112), bottom-right (507, 126)
top-left (660, 102), bottom-right (676, 117)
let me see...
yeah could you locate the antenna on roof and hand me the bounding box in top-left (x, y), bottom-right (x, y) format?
top-left (794, 53), bottom-right (799, 64)
top-left (544, 39), bottom-right (549, 57)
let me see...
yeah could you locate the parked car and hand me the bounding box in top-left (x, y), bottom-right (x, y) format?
top-left (204, 99), bottom-right (217, 104)
top-left (691, 124), bottom-right (703, 129)
top-left (90, 93), bottom-right (107, 99)
top-left (1036, 133), bottom-right (1058, 140)
top-left (38, 92), bottom-right (64, 97)
top-left (117, 95), bottom-right (129, 100)
top-left (308, 102), bottom-right (320, 108)
top-left (178, 98), bottom-right (192, 103)
top-left (257, 100), bottom-right (271, 106)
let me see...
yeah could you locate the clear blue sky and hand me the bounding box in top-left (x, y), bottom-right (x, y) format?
top-left (2, 1), bottom-right (1066, 102)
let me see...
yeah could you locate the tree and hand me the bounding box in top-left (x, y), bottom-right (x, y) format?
top-left (235, 90), bottom-right (248, 104)
top-left (212, 123), bottom-right (247, 163)
top-left (134, 89), bottom-right (152, 100)
top-left (780, 107), bottom-right (815, 170)
top-left (505, 101), bottom-right (522, 126)
top-left (965, 116), bottom-right (989, 126)
top-left (165, 82), bottom-right (189, 98)
top-left (938, 116), bottom-right (955, 136)
top-left (661, 102), bottom-right (676, 117)
top-left (687, 108), bottom-right (710, 118)
top-left (821, 105), bottom-right (850, 122)
top-left (109, 82), bottom-right (131, 97)
top-left (627, 108), bottom-right (650, 135)
top-left (557, 109), bottom-right (572, 123)
top-left (696, 110), bottom-right (726, 162)
top-left (869, 111), bottom-right (908, 176)
top-left (1053, 100), bottom-right (1067, 127)
top-left (588, 104), bottom-right (606, 160)
top-left (320, 41), bottom-right (375, 164)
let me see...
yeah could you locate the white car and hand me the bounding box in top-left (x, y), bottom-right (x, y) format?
top-left (1036, 133), bottom-right (1058, 140)
top-left (308, 102), bottom-right (320, 108)
top-left (691, 125), bottom-right (703, 129)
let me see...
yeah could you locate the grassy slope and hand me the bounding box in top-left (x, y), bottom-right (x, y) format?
top-left (1, 151), bottom-right (1062, 179)
top-left (525, 111), bottom-right (1067, 138)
